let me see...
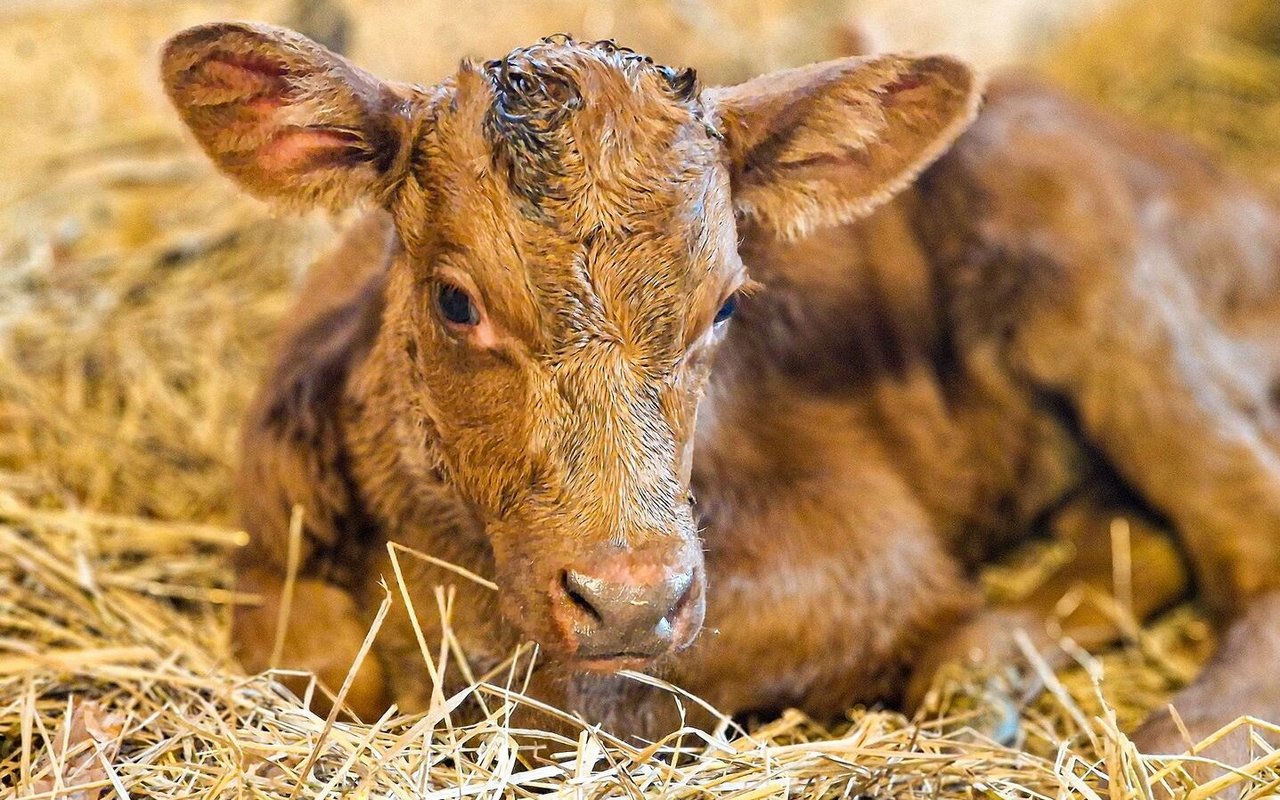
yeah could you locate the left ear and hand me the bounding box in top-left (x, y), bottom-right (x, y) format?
top-left (161, 21), bottom-right (424, 212)
top-left (707, 54), bottom-right (981, 238)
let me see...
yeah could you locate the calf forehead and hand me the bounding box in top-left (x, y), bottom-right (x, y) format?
top-left (479, 36), bottom-right (713, 220)
top-left (421, 38), bottom-right (735, 359)
top-left (534, 216), bottom-right (717, 359)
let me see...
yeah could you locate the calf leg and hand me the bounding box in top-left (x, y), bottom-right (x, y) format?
top-left (1132, 591), bottom-right (1280, 796)
top-left (1016, 484), bottom-right (1190, 648)
top-left (671, 461), bottom-right (982, 731)
top-left (235, 567), bottom-right (390, 720)
top-left (1011, 276), bottom-right (1280, 617)
top-left (926, 108), bottom-right (1280, 616)
top-left (1005, 248), bottom-right (1280, 765)
top-left (907, 485), bottom-right (1190, 710)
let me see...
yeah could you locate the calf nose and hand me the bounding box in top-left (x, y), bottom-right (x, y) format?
top-left (552, 565), bottom-right (698, 661)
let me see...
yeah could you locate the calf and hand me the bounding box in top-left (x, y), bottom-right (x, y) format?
top-left (163, 22), bottom-right (1280, 758)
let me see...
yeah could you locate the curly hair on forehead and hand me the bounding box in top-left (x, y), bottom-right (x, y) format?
top-left (480, 34), bottom-right (701, 221)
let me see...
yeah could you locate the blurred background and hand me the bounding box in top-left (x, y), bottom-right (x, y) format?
top-left (2, 0), bottom-right (1279, 527)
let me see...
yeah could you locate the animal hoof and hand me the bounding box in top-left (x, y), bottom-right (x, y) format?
top-left (915, 662), bottom-right (1025, 747)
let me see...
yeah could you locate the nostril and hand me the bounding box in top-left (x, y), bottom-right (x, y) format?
top-left (666, 573), bottom-right (695, 625)
top-left (560, 570), bottom-right (604, 624)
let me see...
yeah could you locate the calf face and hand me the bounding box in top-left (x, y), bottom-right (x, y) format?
top-left (161, 23), bottom-right (979, 667)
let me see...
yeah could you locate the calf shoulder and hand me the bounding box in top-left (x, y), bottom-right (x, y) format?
top-left (235, 210), bottom-right (392, 586)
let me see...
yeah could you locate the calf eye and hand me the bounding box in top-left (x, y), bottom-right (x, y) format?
top-left (714, 293), bottom-right (738, 325)
top-left (436, 282), bottom-right (480, 326)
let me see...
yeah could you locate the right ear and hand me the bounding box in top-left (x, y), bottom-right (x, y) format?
top-left (707, 54), bottom-right (981, 239)
top-left (161, 21), bottom-right (423, 211)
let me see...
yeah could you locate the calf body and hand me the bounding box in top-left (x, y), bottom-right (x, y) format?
top-left (163, 24), bottom-right (1280, 751)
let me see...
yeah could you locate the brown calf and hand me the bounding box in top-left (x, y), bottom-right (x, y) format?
top-left (162, 22), bottom-right (1280, 761)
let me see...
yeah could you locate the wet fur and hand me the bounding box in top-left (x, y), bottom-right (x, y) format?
top-left (164, 24), bottom-right (1280, 764)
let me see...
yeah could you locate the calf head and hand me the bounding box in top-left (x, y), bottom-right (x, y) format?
top-left (162, 24), bottom-right (979, 670)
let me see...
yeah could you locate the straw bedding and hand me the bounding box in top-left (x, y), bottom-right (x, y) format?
top-left (0, 494), bottom-right (1255, 799)
top-left (3, 0), bottom-right (1280, 797)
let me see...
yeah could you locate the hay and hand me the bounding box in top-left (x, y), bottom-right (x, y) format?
top-left (4, 485), bottom-right (1277, 799)
top-left (4, 0), bottom-right (1280, 796)
top-left (1044, 0), bottom-right (1280, 190)
top-left (0, 127), bottom-right (333, 522)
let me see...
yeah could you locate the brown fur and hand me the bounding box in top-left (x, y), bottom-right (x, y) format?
top-left (163, 23), bottom-right (1280, 760)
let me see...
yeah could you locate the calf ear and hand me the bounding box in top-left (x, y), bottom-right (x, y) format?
top-left (161, 21), bottom-right (422, 211)
top-left (708, 55), bottom-right (981, 238)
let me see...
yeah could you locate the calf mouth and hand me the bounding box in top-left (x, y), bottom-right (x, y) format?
top-left (572, 653), bottom-right (665, 673)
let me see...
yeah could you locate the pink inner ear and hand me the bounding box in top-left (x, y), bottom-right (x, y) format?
top-left (883, 74), bottom-right (925, 94)
top-left (201, 54), bottom-right (290, 98)
top-left (260, 128), bottom-right (362, 172)
top-left (247, 95), bottom-right (285, 115)
top-left (207, 53), bottom-right (288, 81)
